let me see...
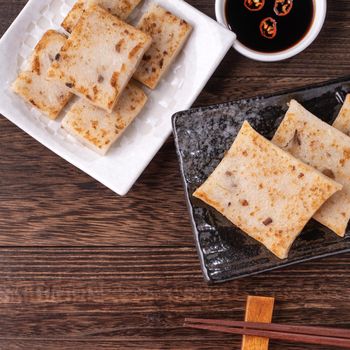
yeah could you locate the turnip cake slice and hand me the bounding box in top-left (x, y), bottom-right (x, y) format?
top-left (12, 30), bottom-right (72, 120)
top-left (49, 5), bottom-right (152, 112)
top-left (61, 0), bottom-right (142, 33)
top-left (87, 0), bottom-right (142, 19)
top-left (194, 121), bottom-right (341, 259)
top-left (273, 100), bottom-right (350, 237)
top-left (62, 82), bottom-right (147, 155)
top-left (333, 94), bottom-right (350, 136)
top-left (133, 4), bottom-right (192, 89)
top-left (61, 0), bottom-right (85, 33)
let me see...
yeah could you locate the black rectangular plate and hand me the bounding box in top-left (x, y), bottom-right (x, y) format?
top-left (172, 77), bottom-right (350, 283)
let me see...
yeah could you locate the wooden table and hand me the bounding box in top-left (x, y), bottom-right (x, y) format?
top-left (0, 1), bottom-right (349, 349)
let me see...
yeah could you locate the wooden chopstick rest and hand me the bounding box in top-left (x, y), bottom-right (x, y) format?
top-left (241, 296), bottom-right (275, 350)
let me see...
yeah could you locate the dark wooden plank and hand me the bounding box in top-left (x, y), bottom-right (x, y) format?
top-left (0, 340), bottom-right (338, 350)
top-left (0, 130), bottom-right (193, 246)
top-left (0, 0), bottom-right (349, 246)
top-left (0, 249), bottom-right (349, 349)
top-left (1, 0), bottom-right (350, 349)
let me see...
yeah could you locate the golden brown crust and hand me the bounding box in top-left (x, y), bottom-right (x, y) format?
top-left (61, 0), bottom-right (85, 33)
top-left (12, 30), bottom-right (72, 120)
top-left (88, 0), bottom-right (142, 19)
top-left (194, 190), bottom-right (225, 213)
top-left (62, 81), bottom-right (147, 155)
top-left (273, 100), bottom-right (350, 237)
top-left (333, 94), bottom-right (350, 136)
top-left (61, 0), bottom-right (142, 33)
top-left (49, 5), bottom-right (152, 112)
top-left (194, 121), bottom-right (342, 259)
top-left (133, 4), bottom-right (192, 89)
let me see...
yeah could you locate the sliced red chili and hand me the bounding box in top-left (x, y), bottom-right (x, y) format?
top-left (244, 0), bottom-right (265, 12)
top-left (274, 0), bottom-right (293, 16)
top-left (260, 17), bottom-right (277, 39)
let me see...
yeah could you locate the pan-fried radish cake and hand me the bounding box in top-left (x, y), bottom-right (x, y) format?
top-left (12, 30), bottom-right (72, 120)
top-left (61, 0), bottom-right (85, 33)
top-left (48, 5), bottom-right (152, 112)
top-left (61, 0), bottom-right (142, 33)
top-left (133, 4), bottom-right (192, 89)
top-left (194, 121), bottom-right (341, 259)
top-left (62, 82), bottom-right (147, 155)
top-left (273, 100), bottom-right (350, 237)
top-left (333, 94), bottom-right (350, 136)
top-left (87, 0), bottom-right (142, 19)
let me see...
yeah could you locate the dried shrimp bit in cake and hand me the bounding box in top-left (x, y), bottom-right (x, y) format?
top-left (260, 17), bottom-right (277, 39)
top-left (244, 0), bottom-right (265, 11)
top-left (274, 0), bottom-right (293, 16)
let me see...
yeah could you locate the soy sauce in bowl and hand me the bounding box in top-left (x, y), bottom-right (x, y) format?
top-left (225, 0), bottom-right (314, 53)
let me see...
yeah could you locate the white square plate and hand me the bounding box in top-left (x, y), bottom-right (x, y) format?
top-left (0, 0), bottom-right (235, 195)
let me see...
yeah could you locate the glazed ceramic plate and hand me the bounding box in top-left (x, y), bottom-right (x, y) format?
top-left (173, 77), bottom-right (350, 283)
top-left (0, 0), bottom-right (235, 196)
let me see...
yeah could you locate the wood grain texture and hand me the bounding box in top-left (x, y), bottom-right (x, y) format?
top-left (241, 296), bottom-right (275, 350)
top-left (0, 0), bottom-right (350, 349)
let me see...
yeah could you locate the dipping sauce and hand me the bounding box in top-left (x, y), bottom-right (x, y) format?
top-left (225, 0), bottom-right (314, 53)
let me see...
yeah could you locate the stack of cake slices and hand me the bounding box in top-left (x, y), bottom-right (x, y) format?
top-left (12, 1), bottom-right (192, 155)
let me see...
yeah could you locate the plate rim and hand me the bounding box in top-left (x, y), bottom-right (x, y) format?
top-left (173, 75), bottom-right (350, 283)
top-left (0, 0), bottom-right (236, 196)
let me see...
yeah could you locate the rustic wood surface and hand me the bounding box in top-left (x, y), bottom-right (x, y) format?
top-left (0, 0), bottom-right (350, 349)
top-left (242, 296), bottom-right (275, 350)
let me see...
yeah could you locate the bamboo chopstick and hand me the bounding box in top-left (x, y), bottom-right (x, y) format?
top-left (184, 318), bottom-right (350, 349)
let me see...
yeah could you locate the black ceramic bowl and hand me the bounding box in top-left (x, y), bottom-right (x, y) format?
top-left (173, 77), bottom-right (350, 283)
